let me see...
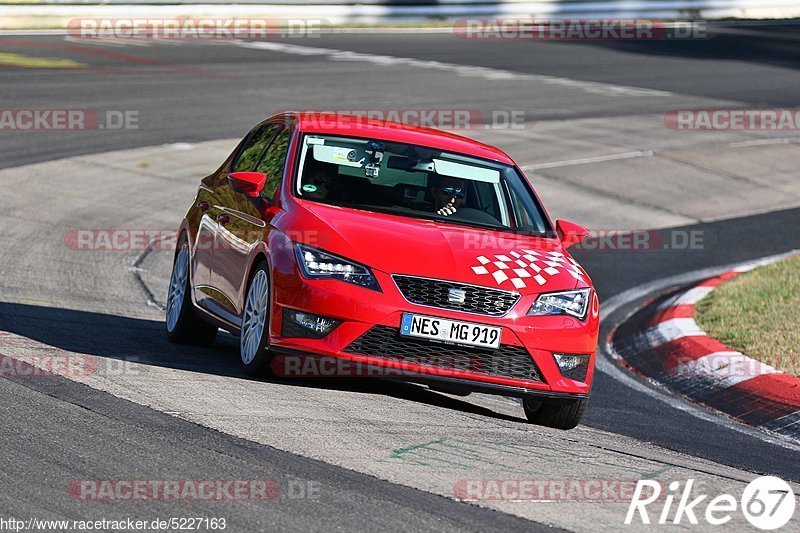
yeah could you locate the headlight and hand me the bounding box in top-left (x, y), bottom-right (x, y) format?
top-left (528, 288), bottom-right (591, 320)
top-left (295, 243), bottom-right (381, 292)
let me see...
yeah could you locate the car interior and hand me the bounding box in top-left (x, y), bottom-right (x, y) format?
top-left (300, 156), bottom-right (506, 226)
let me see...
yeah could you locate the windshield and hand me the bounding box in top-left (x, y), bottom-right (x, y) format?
top-left (294, 134), bottom-right (550, 235)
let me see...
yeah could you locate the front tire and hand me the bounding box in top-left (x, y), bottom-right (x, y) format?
top-left (523, 397), bottom-right (587, 430)
top-left (165, 239), bottom-right (218, 346)
top-left (239, 262), bottom-right (274, 376)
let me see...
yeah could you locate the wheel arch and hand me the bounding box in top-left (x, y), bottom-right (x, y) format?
top-left (240, 246), bottom-right (273, 313)
top-left (175, 220), bottom-right (192, 261)
top-left (246, 250), bottom-right (271, 286)
top-left (174, 222), bottom-right (206, 316)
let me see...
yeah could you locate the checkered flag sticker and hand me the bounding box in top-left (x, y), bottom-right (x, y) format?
top-left (470, 249), bottom-right (586, 290)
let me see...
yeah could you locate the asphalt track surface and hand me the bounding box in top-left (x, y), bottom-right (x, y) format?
top-left (1, 26), bottom-right (800, 531)
top-left (4, 25), bottom-right (800, 169)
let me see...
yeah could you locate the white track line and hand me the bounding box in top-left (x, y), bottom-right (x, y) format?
top-left (521, 150), bottom-right (654, 171)
top-left (521, 139), bottom-right (800, 171)
top-left (237, 41), bottom-right (673, 98)
top-left (728, 137), bottom-right (800, 148)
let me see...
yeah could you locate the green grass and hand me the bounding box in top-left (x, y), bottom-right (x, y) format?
top-left (695, 255), bottom-right (800, 377)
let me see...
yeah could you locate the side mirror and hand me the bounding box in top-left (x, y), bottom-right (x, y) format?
top-left (556, 220), bottom-right (590, 248)
top-left (227, 171), bottom-right (267, 198)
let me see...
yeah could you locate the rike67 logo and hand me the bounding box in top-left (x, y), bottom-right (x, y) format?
top-left (626, 476), bottom-right (796, 530)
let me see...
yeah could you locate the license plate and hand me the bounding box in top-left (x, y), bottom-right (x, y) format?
top-left (400, 313), bottom-right (501, 349)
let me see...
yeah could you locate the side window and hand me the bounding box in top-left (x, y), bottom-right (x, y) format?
top-left (506, 178), bottom-right (546, 233)
top-left (256, 128), bottom-right (291, 199)
top-left (231, 124), bottom-right (279, 173)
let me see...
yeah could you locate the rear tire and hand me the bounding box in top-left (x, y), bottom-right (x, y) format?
top-left (523, 397), bottom-right (587, 430)
top-left (239, 262), bottom-right (274, 377)
top-left (165, 238), bottom-right (218, 346)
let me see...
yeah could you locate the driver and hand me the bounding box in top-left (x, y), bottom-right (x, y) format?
top-left (302, 160), bottom-right (336, 200)
top-left (430, 175), bottom-right (467, 217)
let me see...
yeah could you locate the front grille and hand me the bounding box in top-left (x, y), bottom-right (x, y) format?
top-left (343, 326), bottom-right (542, 382)
top-left (393, 275), bottom-right (519, 316)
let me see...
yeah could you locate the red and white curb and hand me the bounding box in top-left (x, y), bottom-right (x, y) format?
top-left (612, 257), bottom-right (800, 442)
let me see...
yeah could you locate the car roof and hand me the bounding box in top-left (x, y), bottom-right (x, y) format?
top-left (280, 112), bottom-right (515, 165)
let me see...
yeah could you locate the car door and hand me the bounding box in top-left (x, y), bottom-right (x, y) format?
top-left (190, 175), bottom-right (222, 304)
top-left (194, 123), bottom-right (280, 321)
top-left (213, 123), bottom-right (291, 319)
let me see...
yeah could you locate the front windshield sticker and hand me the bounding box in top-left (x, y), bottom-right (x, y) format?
top-left (434, 159), bottom-right (500, 183)
top-left (470, 250), bottom-right (586, 289)
top-left (313, 144), bottom-right (365, 167)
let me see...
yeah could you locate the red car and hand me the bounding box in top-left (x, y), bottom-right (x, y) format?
top-left (166, 112), bottom-right (599, 429)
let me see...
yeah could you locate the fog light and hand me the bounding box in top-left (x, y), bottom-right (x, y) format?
top-left (282, 309), bottom-right (340, 339)
top-left (553, 353), bottom-right (590, 382)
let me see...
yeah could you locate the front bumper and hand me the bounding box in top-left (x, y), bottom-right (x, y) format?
top-left (269, 253), bottom-right (599, 398)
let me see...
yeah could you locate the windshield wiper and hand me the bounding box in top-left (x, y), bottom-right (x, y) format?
top-left (427, 215), bottom-right (547, 237)
top-left (425, 215), bottom-right (507, 232)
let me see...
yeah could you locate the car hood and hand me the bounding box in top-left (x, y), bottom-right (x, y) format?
top-left (292, 201), bottom-right (590, 294)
